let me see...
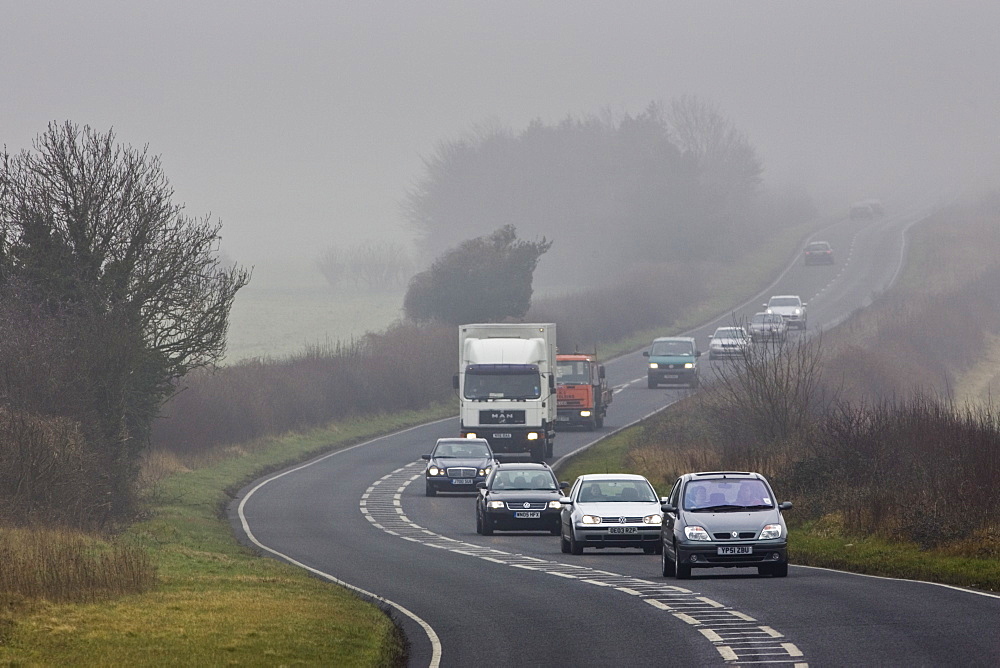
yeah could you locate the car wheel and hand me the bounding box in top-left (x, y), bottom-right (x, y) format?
top-left (475, 509), bottom-right (483, 535)
top-left (480, 510), bottom-right (493, 535)
top-left (560, 527), bottom-right (571, 554)
top-left (661, 542), bottom-right (675, 577)
top-left (647, 377), bottom-right (657, 389)
top-left (773, 563), bottom-right (789, 577)
top-left (674, 546), bottom-right (691, 580)
top-left (425, 482), bottom-right (436, 497)
top-left (569, 529), bottom-right (584, 555)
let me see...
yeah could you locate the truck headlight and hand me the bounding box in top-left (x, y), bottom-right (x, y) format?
top-left (527, 432), bottom-right (539, 440)
top-left (648, 362), bottom-right (659, 369)
top-left (581, 515), bottom-right (601, 524)
top-left (760, 524), bottom-right (782, 539)
top-left (580, 410), bottom-right (591, 417)
top-left (465, 432), bottom-right (477, 439)
top-left (684, 525), bottom-right (711, 541)
top-left (643, 514), bottom-right (662, 525)
top-left (488, 501), bottom-right (506, 509)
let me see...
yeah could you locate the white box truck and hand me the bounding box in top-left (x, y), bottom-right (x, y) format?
top-left (455, 323), bottom-right (557, 462)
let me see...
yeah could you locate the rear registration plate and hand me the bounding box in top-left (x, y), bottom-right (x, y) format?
top-left (717, 545), bottom-right (752, 555)
top-left (608, 527), bottom-right (638, 534)
top-left (451, 479), bottom-right (473, 485)
top-left (493, 433), bottom-right (512, 438)
top-left (514, 511), bottom-right (541, 519)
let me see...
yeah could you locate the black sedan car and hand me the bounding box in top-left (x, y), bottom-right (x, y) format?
top-left (422, 438), bottom-right (496, 496)
top-left (660, 471), bottom-right (792, 579)
top-left (476, 462), bottom-right (569, 535)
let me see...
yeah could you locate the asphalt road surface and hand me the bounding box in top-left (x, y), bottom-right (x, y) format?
top-left (232, 206), bottom-right (1000, 667)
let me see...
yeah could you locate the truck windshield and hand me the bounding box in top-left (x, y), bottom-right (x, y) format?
top-left (464, 365), bottom-right (541, 400)
top-left (557, 361), bottom-right (590, 384)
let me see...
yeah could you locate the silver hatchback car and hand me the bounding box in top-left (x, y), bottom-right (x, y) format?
top-left (660, 471), bottom-right (792, 579)
top-left (560, 474), bottom-right (663, 554)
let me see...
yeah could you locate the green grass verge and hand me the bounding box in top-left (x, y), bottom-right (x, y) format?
top-left (0, 403), bottom-right (455, 666)
top-left (790, 529), bottom-right (1000, 592)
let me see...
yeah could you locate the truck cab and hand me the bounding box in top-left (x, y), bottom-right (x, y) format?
top-left (556, 353), bottom-right (612, 430)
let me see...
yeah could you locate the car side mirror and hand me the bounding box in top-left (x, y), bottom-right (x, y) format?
top-left (559, 481), bottom-right (570, 490)
top-left (779, 501), bottom-right (793, 510)
top-left (642, 351), bottom-right (650, 357)
top-left (559, 496), bottom-right (573, 505)
top-left (476, 482), bottom-right (487, 490)
top-left (695, 350), bottom-right (702, 357)
top-left (421, 454), bottom-right (431, 460)
top-left (801, 303), bottom-right (807, 308)
top-left (660, 503), bottom-right (677, 514)
top-left (599, 366), bottom-right (605, 379)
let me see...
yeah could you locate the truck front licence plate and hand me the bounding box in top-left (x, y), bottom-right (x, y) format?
top-left (493, 433), bottom-right (511, 438)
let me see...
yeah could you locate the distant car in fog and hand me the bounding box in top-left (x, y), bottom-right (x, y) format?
top-left (804, 241), bottom-right (835, 265)
top-left (748, 312), bottom-right (787, 341)
top-left (707, 326), bottom-right (751, 360)
top-left (764, 295), bottom-right (807, 330)
top-left (864, 199), bottom-right (885, 216)
top-left (850, 202), bottom-right (874, 220)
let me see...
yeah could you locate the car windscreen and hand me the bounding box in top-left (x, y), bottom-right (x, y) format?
top-left (650, 341), bottom-right (694, 356)
top-left (714, 329), bottom-right (744, 338)
top-left (577, 480), bottom-right (656, 503)
top-left (683, 479), bottom-right (774, 511)
top-left (491, 470), bottom-right (557, 490)
top-left (806, 243), bottom-right (828, 251)
top-left (434, 441), bottom-right (490, 458)
top-left (768, 297), bottom-right (800, 307)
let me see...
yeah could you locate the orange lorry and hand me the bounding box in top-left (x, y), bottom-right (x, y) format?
top-left (555, 353), bottom-right (612, 430)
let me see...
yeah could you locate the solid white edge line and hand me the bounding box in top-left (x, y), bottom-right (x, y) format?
top-left (792, 564), bottom-right (1000, 600)
top-left (236, 417), bottom-right (452, 668)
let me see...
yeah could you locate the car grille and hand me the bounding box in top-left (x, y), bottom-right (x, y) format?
top-left (712, 531), bottom-right (757, 540)
top-left (600, 516), bottom-right (644, 524)
top-left (506, 502), bottom-right (547, 510)
top-left (446, 467), bottom-right (477, 478)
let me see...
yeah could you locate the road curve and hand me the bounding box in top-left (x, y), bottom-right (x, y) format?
top-left (232, 206), bottom-right (1000, 667)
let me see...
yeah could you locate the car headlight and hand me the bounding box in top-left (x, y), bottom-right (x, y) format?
top-left (427, 466), bottom-right (441, 476)
top-left (793, 308), bottom-right (801, 315)
top-left (465, 432), bottom-right (477, 439)
top-left (684, 525), bottom-right (711, 541)
top-left (643, 514), bottom-right (662, 525)
top-left (649, 362), bottom-right (659, 369)
top-left (581, 515), bottom-right (602, 525)
top-left (760, 524), bottom-right (782, 539)
top-left (488, 500), bottom-right (505, 509)
top-left (765, 308), bottom-right (773, 314)
top-left (548, 500), bottom-right (562, 509)
top-left (580, 410), bottom-right (591, 417)
top-left (683, 362), bottom-right (694, 369)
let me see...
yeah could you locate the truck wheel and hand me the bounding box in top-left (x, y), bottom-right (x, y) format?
top-left (545, 441), bottom-right (553, 458)
top-left (595, 414), bottom-right (604, 429)
top-left (586, 418), bottom-right (597, 431)
top-left (530, 443), bottom-right (544, 462)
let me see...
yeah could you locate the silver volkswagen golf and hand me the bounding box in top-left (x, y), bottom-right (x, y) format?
top-left (559, 474), bottom-right (663, 554)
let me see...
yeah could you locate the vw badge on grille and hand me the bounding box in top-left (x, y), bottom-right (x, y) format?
top-left (619, 517), bottom-right (626, 524)
top-left (523, 502), bottom-right (531, 509)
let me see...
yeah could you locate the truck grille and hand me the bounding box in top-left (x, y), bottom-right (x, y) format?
top-left (480, 410), bottom-right (526, 425)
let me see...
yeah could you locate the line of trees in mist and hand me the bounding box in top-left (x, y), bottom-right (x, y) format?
top-left (405, 97), bottom-right (812, 288)
top-left (0, 122), bottom-right (249, 529)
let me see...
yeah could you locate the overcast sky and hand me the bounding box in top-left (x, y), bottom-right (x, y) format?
top-left (4, 1), bottom-right (999, 281)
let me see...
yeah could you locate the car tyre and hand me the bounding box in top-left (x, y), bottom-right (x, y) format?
top-left (560, 528), bottom-right (571, 554)
top-left (569, 529), bottom-right (584, 555)
top-left (425, 482), bottom-right (436, 497)
top-left (674, 546), bottom-right (691, 580)
top-left (661, 542), bottom-right (675, 577)
top-left (475, 509), bottom-right (483, 535)
top-left (480, 509), bottom-right (493, 535)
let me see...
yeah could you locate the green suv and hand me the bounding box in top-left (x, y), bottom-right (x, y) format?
top-left (643, 337), bottom-right (701, 389)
